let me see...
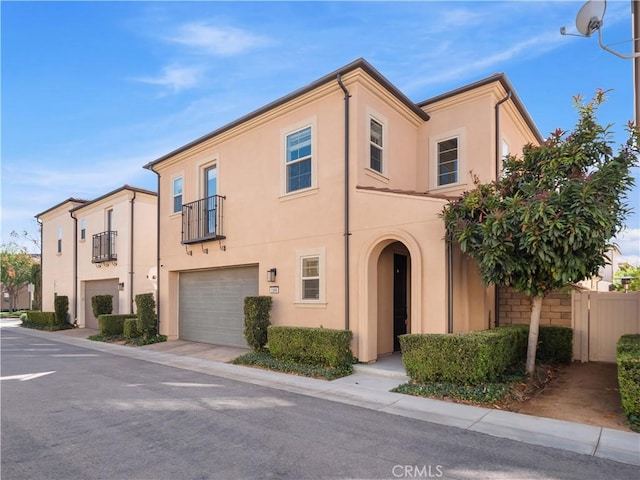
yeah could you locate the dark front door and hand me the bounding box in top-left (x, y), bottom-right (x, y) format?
top-left (393, 254), bottom-right (408, 352)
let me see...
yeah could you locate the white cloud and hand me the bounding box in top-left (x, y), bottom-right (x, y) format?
top-left (613, 227), bottom-right (640, 266)
top-left (166, 23), bottom-right (272, 56)
top-left (134, 65), bottom-right (203, 92)
top-left (403, 29), bottom-right (561, 93)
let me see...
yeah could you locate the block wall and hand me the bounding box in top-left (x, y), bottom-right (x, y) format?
top-left (498, 287), bottom-right (572, 327)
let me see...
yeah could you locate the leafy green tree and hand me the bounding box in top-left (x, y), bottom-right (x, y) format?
top-left (0, 247), bottom-right (35, 310)
top-left (612, 264), bottom-right (640, 292)
top-left (443, 91), bottom-right (638, 376)
top-left (30, 262), bottom-right (41, 310)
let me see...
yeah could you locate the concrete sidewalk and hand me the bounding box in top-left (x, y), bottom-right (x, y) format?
top-left (11, 326), bottom-right (640, 467)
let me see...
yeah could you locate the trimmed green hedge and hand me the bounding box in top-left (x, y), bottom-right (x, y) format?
top-left (400, 325), bottom-right (529, 385)
top-left (92, 295), bottom-right (113, 318)
top-left (25, 311), bottom-right (56, 326)
top-left (400, 324), bottom-right (573, 385)
top-left (54, 296), bottom-right (69, 326)
top-left (267, 326), bottom-right (353, 368)
top-left (617, 334), bottom-right (640, 429)
top-left (98, 314), bottom-right (137, 336)
top-left (244, 296), bottom-right (272, 350)
top-left (135, 293), bottom-right (156, 335)
top-left (123, 318), bottom-right (141, 339)
top-left (537, 325), bottom-right (573, 364)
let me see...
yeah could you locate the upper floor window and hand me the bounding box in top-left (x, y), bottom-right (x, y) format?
top-left (173, 177), bottom-right (183, 213)
top-left (286, 126), bottom-right (312, 193)
top-left (369, 118), bottom-right (384, 173)
top-left (501, 139), bottom-right (510, 177)
top-left (57, 226), bottom-right (62, 253)
top-left (80, 219), bottom-right (86, 241)
top-left (106, 209), bottom-right (114, 231)
top-left (437, 137), bottom-right (458, 186)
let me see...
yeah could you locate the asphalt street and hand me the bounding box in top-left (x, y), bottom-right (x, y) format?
top-left (2, 326), bottom-right (638, 480)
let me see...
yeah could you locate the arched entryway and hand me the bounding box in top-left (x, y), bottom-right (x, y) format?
top-left (358, 231), bottom-right (423, 363)
top-left (376, 242), bottom-right (411, 356)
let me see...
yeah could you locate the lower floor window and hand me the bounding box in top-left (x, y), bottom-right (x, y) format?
top-left (301, 256), bottom-right (320, 300)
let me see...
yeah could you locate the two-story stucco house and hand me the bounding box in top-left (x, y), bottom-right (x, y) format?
top-left (143, 58), bottom-right (542, 362)
top-left (36, 185), bottom-right (157, 327)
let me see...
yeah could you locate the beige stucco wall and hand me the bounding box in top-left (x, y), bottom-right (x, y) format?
top-left (151, 67), bottom-right (540, 361)
top-left (74, 190), bottom-right (157, 326)
top-left (38, 200), bottom-right (84, 312)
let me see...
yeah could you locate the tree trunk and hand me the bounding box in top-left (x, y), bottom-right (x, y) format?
top-left (526, 295), bottom-right (544, 376)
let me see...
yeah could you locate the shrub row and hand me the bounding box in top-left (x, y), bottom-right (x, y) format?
top-left (268, 326), bottom-right (353, 368)
top-left (400, 324), bottom-right (572, 385)
top-left (24, 311), bottom-right (56, 326)
top-left (617, 334), bottom-right (640, 428)
top-left (537, 325), bottom-right (573, 364)
top-left (98, 314), bottom-right (137, 336)
top-left (400, 325), bottom-right (528, 385)
top-left (123, 318), bottom-right (141, 339)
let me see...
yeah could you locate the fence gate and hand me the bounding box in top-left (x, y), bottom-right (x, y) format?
top-left (572, 291), bottom-right (640, 362)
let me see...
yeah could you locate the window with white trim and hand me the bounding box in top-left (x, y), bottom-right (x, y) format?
top-left (301, 256), bottom-right (320, 300)
top-left (57, 226), bottom-right (62, 253)
top-left (369, 118), bottom-right (383, 173)
top-left (295, 247), bottom-right (325, 304)
top-left (437, 137), bottom-right (458, 186)
top-left (80, 219), bottom-right (86, 241)
top-left (501, 139), bottom-right (510, 176)
top-left (286, 126), bottom-right (312, 193)
top-left (172, 177), bottom-right (183, 213)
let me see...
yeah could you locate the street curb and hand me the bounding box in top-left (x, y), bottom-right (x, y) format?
top-left (10, 326), bottom-right (640, 467)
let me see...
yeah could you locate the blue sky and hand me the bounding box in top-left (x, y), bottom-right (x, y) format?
top-left (2, 1), bottom-right (639, 263)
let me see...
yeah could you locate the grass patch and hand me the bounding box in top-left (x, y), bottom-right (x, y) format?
top-left (88, 333), bottom-right (125, 343)
top-left (392, 364), bottom-right (556, 408)
top-left (232, 349), bottom-right (353, 381)
top-left (126, 334), bottom-right (167, 346)
top-left (1, 311), bottom-right (26, 318)
top-left (21, 322), bottom-right (74, 331)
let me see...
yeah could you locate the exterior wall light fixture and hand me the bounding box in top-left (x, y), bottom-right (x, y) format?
top-left (267, 268), bottom-right (277, 283)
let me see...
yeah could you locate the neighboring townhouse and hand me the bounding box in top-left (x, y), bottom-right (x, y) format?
top-left (144, 58), bottom-right (542, 362)
top-left (36, 198), bottom-right (88, 313)
top-left (0, 254), bottom-right (40, 311)
top-left (37, 186), bottom-right (157, 327)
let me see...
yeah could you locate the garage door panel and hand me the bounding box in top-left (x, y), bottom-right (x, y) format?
top-left (179, 266), bottom-right (258, 347)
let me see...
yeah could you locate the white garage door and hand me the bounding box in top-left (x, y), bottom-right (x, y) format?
top-left (179, 266), bottom-right (258, 347)
top-left (84, 279), bottom-right (119, 329)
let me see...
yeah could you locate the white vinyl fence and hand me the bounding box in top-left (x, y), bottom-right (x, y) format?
top-left (572, 290), bottom-right (640, 362)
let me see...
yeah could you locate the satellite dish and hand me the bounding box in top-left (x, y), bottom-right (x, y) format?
top-left (575, 0), bottom-right (606, 37)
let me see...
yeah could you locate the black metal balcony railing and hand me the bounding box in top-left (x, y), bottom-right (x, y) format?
top-left (182, 195), bottom-right (225, 244)
top-left (92, 231), bottom-right (117, 263)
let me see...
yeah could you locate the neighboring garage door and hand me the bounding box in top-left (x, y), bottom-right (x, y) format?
top-left (179, 266), bottom-right (258, 347)
top-left (84, 279), bottom-right (119, 329)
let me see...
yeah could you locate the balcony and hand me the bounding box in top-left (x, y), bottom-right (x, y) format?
top-left (92, 231), bottom-right (117, 263)
top-left (182, 195), bottom-right (226, 244)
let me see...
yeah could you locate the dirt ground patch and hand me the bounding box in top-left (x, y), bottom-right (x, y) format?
top-left (513, 362), bottom-right (631, 432)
